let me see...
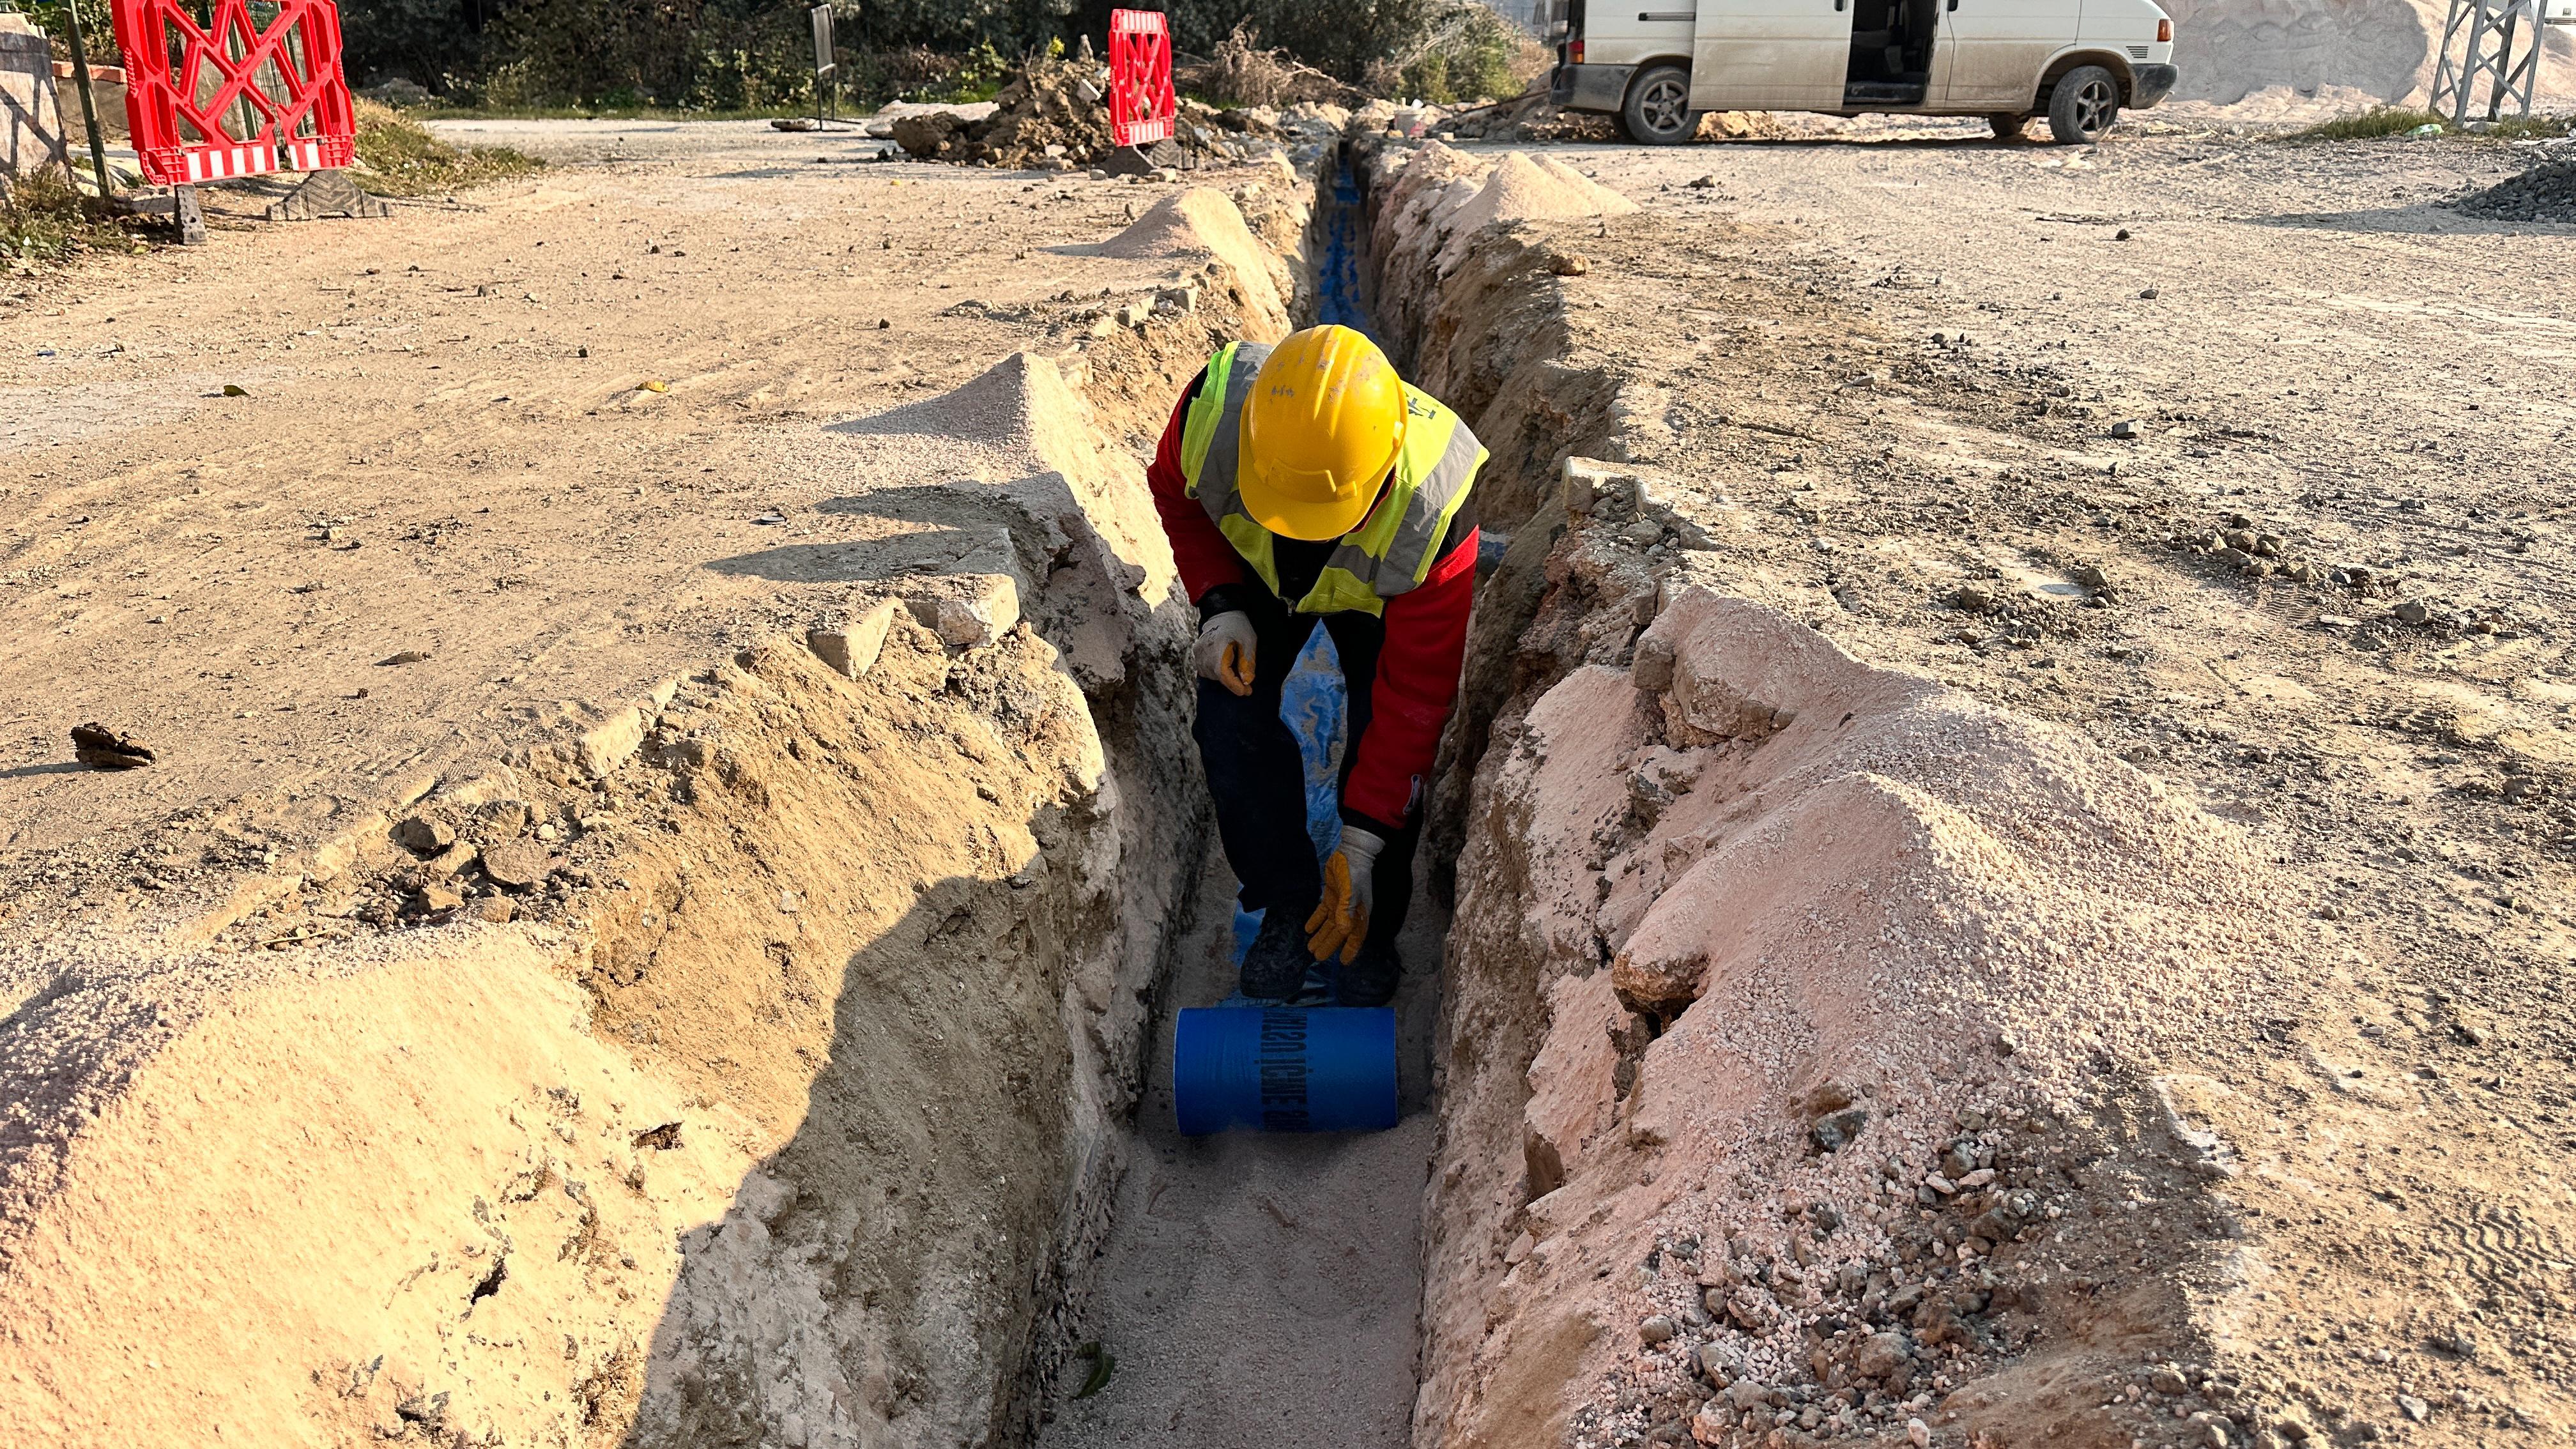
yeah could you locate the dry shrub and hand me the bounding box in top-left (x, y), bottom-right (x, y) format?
top-left (1183, 20), bottom-right (1367, 107)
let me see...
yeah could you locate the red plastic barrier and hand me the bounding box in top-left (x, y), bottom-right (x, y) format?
top-left (108, 0), bottom-right (356, 185)
top-left (1108, 8), bottom-right (1176, 149)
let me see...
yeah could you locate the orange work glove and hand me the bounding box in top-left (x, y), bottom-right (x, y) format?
top-left (1193, 611), bottom-right (1257, 697)
top-left (1305, 825), bottom-right (1385, 964)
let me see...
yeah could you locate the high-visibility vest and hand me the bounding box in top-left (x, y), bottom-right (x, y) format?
top-left (1177, 340), bottom-right (1487, 617)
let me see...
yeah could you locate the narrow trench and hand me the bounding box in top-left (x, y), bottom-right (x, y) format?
top-left (1029, 153), bottom-right (1445, 1449)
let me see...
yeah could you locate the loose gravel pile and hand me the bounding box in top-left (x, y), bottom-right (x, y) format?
top-left (2452, 146), bottom-right (2576, 222)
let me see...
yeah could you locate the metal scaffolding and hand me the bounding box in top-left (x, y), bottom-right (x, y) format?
top-left (2429, 0), bottom-right (2570, 125)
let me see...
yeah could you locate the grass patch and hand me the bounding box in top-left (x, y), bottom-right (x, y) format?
top-left (352, 99), bottom-right (544, 196)
top-left (2283, 107), bottom-right (2446, 141)
top-left (2475, 113), bottom-right (2574, 141)
top-left (1, 166), bottom-right (153, 274)
top-left (2281, 105), bottom-right (2575, 142)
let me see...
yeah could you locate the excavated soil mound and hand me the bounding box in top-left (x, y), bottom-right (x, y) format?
top-left (1431, 150), bottom-right (1639, 270)
top-left (1069, 187), bottom-right (1293, 321)
top-left (2453, 147), bottom-right (2576, 222)
top-left (891, 50), bottom-right (1121, 169)
top-left (1421, 552), bottom-right (2313, 1449)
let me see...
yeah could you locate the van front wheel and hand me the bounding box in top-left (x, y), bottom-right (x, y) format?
top-left (2044, 65), bottom-right (2120, 144)
top-left (1621, 65), bottom-right (1698, 146)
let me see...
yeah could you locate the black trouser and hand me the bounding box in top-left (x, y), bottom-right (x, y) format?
top-left (1191, 590), bottom-right (1419, 956)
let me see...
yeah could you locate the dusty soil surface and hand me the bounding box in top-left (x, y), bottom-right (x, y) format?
top-left (0, 128), bottom-right (1289, 939)
top-left (1393, 121), bottom-right (2576, 1449)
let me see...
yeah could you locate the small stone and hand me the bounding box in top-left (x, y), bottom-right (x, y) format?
top-left (1811, 1106), bottom-right (1871, 1153)
top-left (778, 889), bottom-right (802, 914)
top-left (2394, 599), bottom-right (2432, 625)
top-left (1952, 585), bottom-right (1994, 615)
top-left (377, 649), bottom-right (431, 666)
top-left (905, 574), bottom-right (1020, 648)
top-left (471, 896), bottom-right (514, 924)
top-left (1857, 1332), bottom-right (1912, 1381)
top-left (1551, 254), bottom-right (1591, 276)
top-left (2139, 286), bottom-right (2159, 299)
top-left (1505, 1231), bottom-right (1537, 1266)
top-left (2109, 419), bottom-right (2143, 440)
top-left (2115, 227), bottom-right (2133, 240)
top-left (1907, 1416), bottom-right (1931, 1447)
top-left (2152, 1367), bottom-right (2190, 1395)
top-left (394, 813), bottom-right (455, 853)
top-left (424, 840), bottom-right (478, 879)
top-left (1641, 1314), bottom-right (1679, 1346)
top-left (1697, 1340), bottom-right (1748, 1384)
top-left (70, 722), bottom-right (157, 770)
top-left (418, 884), bottom-right (465, 914)
top-left (1689, 174), bottom-right (1717, 188)
top-left (2396, 1395), bottom-right (2428, 1423)
top-left (2073, 564), bottom-right (2111, 591)
top-left (480, 839), bottom-right (555, 891)
top-left (806, 601), bottom-right (901, 680)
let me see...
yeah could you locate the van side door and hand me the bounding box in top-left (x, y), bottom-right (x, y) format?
top-left (1937, 0), bottom-right (2070, 108)
top-left (1689, 0), bottom-right (1854, 109)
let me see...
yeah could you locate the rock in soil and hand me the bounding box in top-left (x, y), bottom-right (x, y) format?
top-left (71, 723), bottom-right (157, 769)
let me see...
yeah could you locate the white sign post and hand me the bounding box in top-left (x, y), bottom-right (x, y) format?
top-left (810, 4), bottom-right (838, 128)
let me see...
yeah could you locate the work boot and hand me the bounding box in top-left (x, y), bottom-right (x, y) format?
top-left (1336, 940), bottom-right (1402, 1008)
top-left (1238, 908), bottom-right (1317, 1003)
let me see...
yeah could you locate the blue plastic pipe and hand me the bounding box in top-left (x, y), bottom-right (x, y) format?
top-left (1174, 1007), bottom-right (1398, 1135)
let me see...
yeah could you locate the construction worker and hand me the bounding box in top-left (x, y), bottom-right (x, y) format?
top-left (1147, 324), bottom-right (1484, 1008)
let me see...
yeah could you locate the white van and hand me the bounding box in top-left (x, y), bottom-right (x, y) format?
top-left (1546, 0), bottom-right (2179, 144)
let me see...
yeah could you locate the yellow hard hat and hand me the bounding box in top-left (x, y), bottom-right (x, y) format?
top-left (1239, 325), bottom-right (1406, 541)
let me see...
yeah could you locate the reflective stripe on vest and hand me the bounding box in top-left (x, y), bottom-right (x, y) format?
top-left (1177, 341), bottom-right (1486, 618)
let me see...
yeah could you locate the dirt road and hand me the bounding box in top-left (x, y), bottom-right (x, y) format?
top-left (0, 127), bottom-right (1262, 928)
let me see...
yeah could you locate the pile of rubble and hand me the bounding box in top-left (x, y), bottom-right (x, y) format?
top-left (2451, 141), bottom-right (2576, 222)
top-left (889, 42), bottom-right (1300, 172)
top-left (889, 45), bottom-right (1119, 168)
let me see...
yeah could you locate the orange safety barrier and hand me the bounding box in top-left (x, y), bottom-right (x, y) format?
top-left (1108, 8), bottom-right (1176, 149)
top-left (107, 0), bottom-right (356, 185)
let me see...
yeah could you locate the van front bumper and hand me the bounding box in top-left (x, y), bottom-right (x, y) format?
top-left (1549, 63), bottom-right (1636, 113)
top-left (2131, 63), bottom-right (2179, 107)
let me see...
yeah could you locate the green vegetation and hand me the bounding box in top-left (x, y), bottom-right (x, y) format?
top-left (1393, 3), bottom-right (1533, 106)
top-left (1, 167), bottom-right (153, 273)
top-left (20, 0), bottom-right (119, 64)
top-left (321, 0), bottom-right (1483, 112)
top-left (2281, 105), bottom-right (2574, 142)
top-left (349, 99), bottom-right (542, 196)
top-left (2282, 106), bottom-right (2446, 141)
